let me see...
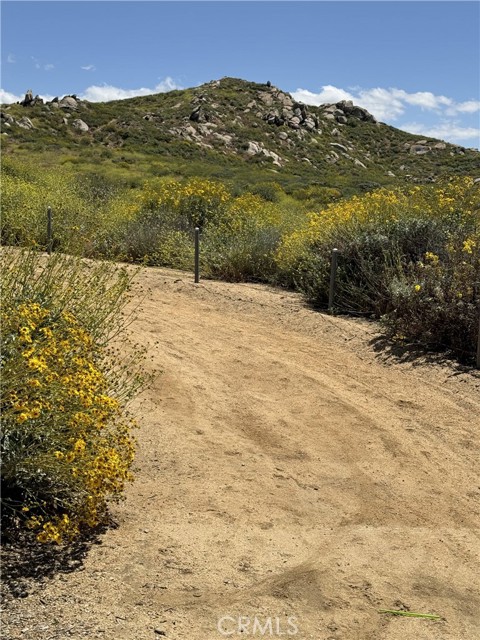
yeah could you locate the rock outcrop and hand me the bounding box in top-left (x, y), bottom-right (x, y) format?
top-left (2, 78), bottom-right (477, 185)
top-left (20, 90), bottom-right (44, 107)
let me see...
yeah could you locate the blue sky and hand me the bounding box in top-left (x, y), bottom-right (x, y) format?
top-left (1, 1), bottom-right (479, 148)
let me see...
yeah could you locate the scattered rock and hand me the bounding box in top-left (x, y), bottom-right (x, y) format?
top-left (0, 112), bottom-right (15, 125)
top-left (17, 116), bottom-right (34, 130)
top-left (277, 92), bottom-right (293, 108)
top-left (213, 132), bottom-right (233, 145)
top-left (330, 142), bottom-right (349, 154)
top-left (71, 119), bottom-right (89, 132)
top-left (197, 122), bottom-right (217, 136)
top-left (354, 158), bottom-right (367, 169)
top-left (410, 145), bottom-right (429, 155)
top-left (245, 141), bottom-right (261, 155)
top-left (244, 140), bottom-right (283, 166)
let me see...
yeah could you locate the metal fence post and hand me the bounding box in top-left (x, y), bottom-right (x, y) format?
top-left (476, 314), bottom-right (480, 369)
top-left (328, 248), bottom-right (339, 314)
top-left (47, 206), bottom-right (53, 255)
top-left (194, 227), bottom-right (200, 283)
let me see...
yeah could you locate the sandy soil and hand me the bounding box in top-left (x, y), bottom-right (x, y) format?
top-left (2, 267), bottom-right (480, 640)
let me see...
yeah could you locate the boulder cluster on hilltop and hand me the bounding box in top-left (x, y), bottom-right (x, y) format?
top-left (1, 81), bottom-right (477, 184)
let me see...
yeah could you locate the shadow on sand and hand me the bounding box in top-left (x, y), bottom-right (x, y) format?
top-left (369, 333), bottom-right (477, 375)
top-left (0, 521), bottom-right (112, 602)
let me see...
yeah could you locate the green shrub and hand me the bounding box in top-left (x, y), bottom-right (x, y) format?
top-left (202, 194), bottom-right (282, 282)
top-left (384, 235), bottom-right (480, 355)
top-left (250, 181), bottom-right (284, 203)
top-left (276, 177), bottom-right (480, 358)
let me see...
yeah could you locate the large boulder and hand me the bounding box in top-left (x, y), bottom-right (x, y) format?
top-left (59, 96), bottom-right (78, 110)
top-left (336, 100), bottom-right (377, 123)
top-left (245, 141), bottom-right (261, 155)
top-left (71, 119), bottom-right (89, 132)
top-left (190, 106), bottom-right (210, 123)
top-left (303, 117), bottom-right (317, 131)
top-left (288, 116), bottom-right (301, 129)
top-left (20, 90), bottom-right (34, 106)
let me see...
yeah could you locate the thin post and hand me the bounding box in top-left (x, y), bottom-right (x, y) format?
top-left (328, 248), bottom-right (339, 314)
top-left (194, 227), bottom-right (200, 283)
top-left (477, 314), bottom-right (480, 369)
top-left (47, 206), bottom-right (53, 255)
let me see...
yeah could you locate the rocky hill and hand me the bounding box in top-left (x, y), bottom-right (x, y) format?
top-left (1, 77), bottom-right (479, 193)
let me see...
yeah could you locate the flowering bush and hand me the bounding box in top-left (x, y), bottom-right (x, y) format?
top-left (1, 159), bottom-right (98, 253)
top-left (384, 231), bottom-right (480, 355)
top-left (276, 177), bottom-right (480, 358)
top-left (134, 177), bottom-right (231, 228)
top-left (202, 194), bottom-right (283, 281)
top-left (2, 155), bottom-right (478, 361)
top-left (1, 250), bottom-right (145, 543)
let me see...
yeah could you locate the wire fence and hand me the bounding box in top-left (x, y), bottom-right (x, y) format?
top-left (44, 207), bottom-right (480, 368)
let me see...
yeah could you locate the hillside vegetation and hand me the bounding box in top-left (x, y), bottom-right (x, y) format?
top-left (1, 77), bottom-right (479, 362)
top-left (2, 77), bottom-right (479, 195)
top-left (1, 76), bottom-right (480, 552)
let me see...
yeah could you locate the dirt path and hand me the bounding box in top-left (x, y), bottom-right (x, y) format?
top-left (2, 267), bottom-right (480, 640)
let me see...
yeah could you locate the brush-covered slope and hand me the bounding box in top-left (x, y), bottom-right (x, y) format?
top-left (1, 77), bottom-right (478, 194)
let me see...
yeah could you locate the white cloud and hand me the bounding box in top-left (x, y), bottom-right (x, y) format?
top-left (401, 121), bottom-right (480, 145)
top-left (7, 54), bottom-right (16, 64)
top-left (292, 85), bottom-right (354, 106)
top-left (0, 88), bottom-right (22, 103)
top-left (292, 84), bottom-right (479, 124)
top-left (30, 56), bottom-right (55, 71)
top-left (81, 76), bottom-right (182, 102)
top-left (392, 89), bottom-right (452, 110)
top-left (0, 89), bottom-right (56, 104)
top-left (291, 83), bottom-right (480, 148)
top-left (81, 65), bottom-right (96, 71)
top-left (357, 87), bottom-right (406, 120)
top-left (292, 84), bottom-right (408, 120)
top-left (445, 100), bottom-right (480, 115)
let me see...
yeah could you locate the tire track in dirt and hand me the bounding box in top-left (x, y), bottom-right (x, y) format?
top-left (2, 267), bottom-right (479, 640)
